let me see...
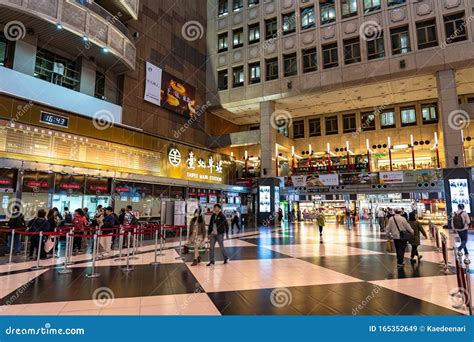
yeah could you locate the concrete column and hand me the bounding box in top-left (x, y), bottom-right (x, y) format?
top-left (79, 57), bottom-right (96, 97)
top-left (436, 69), bottom-right (465, 168)
top-left (12, 35), bottom-right (37, 76)
top-left (259, 100), bottom-right (277, 177)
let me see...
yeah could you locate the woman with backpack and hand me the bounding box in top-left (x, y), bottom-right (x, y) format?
top-left (452, 203), bottom-right (471, 256)
top-left (408, 211), bottom-right (427, 263)
top-left (27, 209), bottom-right (50, 259)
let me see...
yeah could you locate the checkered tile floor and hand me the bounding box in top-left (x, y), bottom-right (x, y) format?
top-left (0, 222), bottom-right (471, 315)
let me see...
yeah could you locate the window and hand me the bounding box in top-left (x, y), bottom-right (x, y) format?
top-left (341, 0), bottom-right (357, 18)
top-left (400, 106), bottom-right (417, 126)
top-left (248, 0), bottom-right (259, 6)
top-left (325, 116), bottom-right (339, 135)
top-left (363, 0), bottom-right (380, 13)
top-left (444, 12), bottom-right (468, 44)
top-left (388, 0), bottom-right (406, 6)
top-left (421, 103), bottom-right (438, 124)
top-left (343, 114), bottom-right (357, 133)
top-left (343, 38), bottom-right (361, 65)
top-left (265, 57), bottom-right (279, 80)
top-left (416, 20), bottom-right (437, 49)
top-left (367, 32), bottom-right (385, 60)
top-left (249, 62), bottom-right (261, 84)
top-left (302, 48), bottom-right (317, 73)
top-left (0, 35), bottom-right (11, 67)
top-left (233, 66), bottom-right (244, 87)
top-left (218, 0), bottom-right (228, 16)
top-left (309, 118), bottom-right (321, 137)
top-left (322, 43), bottom-right (338, 69)
top-left (265, 17), bottom-right (278, 39)
top-left (233, 0), bottom-right (243, 12)
top-left (218, 32), bottom-right (228, 52)
top-left (361, 112), bottom-right (376, 131)
top-left (283, 53), bottom-right (297, 77)
top-left (391, 26), bottom-right (411, 55)
top-left (293, 120), bottom-right (305, 138)
top-left (301, 6), bottom-right (315, 30)
top-left (95, 72), bottom-right (105, 99)
top-left (233, 28), bottom-right (244, 48)
top-left (320, 1), bottom-right (336, 25)
top-left (34, 50), bottom-right (80, 90)
top-left (380, 110), bottom-right (396, 128)
top-left (218, 69), bottom-right (228, 90)
top-left (249, 125), bottom-right (260, 130)
top-left (248, 23), bottom-right (260, 44)
top-left (282, 12), bottom-right (296, 35)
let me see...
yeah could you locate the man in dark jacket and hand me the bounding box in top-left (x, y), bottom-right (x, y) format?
top-left (100, 207), bottom-right (115, 256)
top-left (207, 204), bottom-right (229, 266)
top-left (7, 205), bottom-right (25, 254)
top-left (27, 209), bottom-right (49, 259)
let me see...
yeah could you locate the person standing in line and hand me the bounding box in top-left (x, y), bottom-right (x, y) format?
top-left (207, 204), bottom-right (229, 266)
top-left (72, 208), bottom-right (87, 253)
top-left (386, 208), bottom-right (415, 267)
top-left (188, 209), bottom-right (206, 266)
top-left (377, 207), bottom-right (386, 232)
top-left (100, 207), bottom-right (115, 256)
top-left (63, 207), bottom-right (73, 225)
top-left (7, 205), bottom-right (25, 255)
top-left (408, 211), bottom-right (427, 263)
top-left (118, 208), bottom-right (126, 225)
top-left (27, 209), bottom-right (49, 259)
top-left (401, 208), bottom-right (409, 221)
top-left (452, 203), bottom-right (471, 256)
top-left (316, 209), bottom-right (325, 237)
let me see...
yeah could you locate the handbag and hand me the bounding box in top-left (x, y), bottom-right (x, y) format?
top-left (44, 236), bottom-right (55, 253)
top-left (393, 217), bottom-right (413, 241)
top-left (385, 239), bottom-right (394, 253)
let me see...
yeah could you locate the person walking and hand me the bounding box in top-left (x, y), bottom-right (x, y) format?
top-left (231, 210), bottom-right (240, 232)
top-left (408, 211), bottom-right (428, 263)
top-left (72, 208), bottom-right (87, 253)
top-left (27, 209), bottom-right (49, 259)
top-left (377, 207), bottom-right (386, 232)
top-left (7, 205), bottom-right (25, 255)
top-left (317, 209), bottom-right (325, 237)
top-left (207, 204), bottom-right (229, 266)
top-left (188, 209), bottom-right (206, 266)
top-left (452, 203), bottom-right (471, 256)
top-left (386, 208), bottom-right (415, 267)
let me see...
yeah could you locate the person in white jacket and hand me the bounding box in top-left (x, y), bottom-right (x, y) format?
top-left (386, 208), bottom-right (415, 267)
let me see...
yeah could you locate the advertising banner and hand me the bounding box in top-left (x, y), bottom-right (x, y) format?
top-left (403, 169), bottom-right (442, 183)
top-left (259, 186), bottom-right (271, 213)
top-left (289, 174), bottom-right (339, 187)
top-left (161, 71), bottom-right (197, 118)
top-left (144, 61), bottom-right (162, 106)
top-left (340, 173), bottom-right (379, 185)
top-left (379, 171), bottom-right (404, 184)
top-left (449, 178), bottom-right (471, 214)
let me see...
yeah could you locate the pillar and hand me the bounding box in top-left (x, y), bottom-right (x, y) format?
top-left (437, 69), bottom-right (465, 168)
top-left (12, 34), bottom-right (37, 76)
top-left (79, 57), bottom-right (96, 97)
top-left (259, 100), bottom-right (277, 177)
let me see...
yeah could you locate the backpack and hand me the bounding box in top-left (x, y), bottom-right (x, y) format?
top-left (130, 214), bottom-right (139, 225)
top-left (453, 212), bottom-right (465, 229)
top-left (65, 212), bottom-right (73, 224)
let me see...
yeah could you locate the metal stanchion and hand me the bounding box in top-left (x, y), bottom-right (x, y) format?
top-left (58, 232), bottom-right (72, 274)
top-left (30, 232), bottom-right (43, 270)
top-left (122, 232), bottom-right (134, 272)
top-left (129, 226), bottom-right (139, 260)
top-left (464, 257), bottom-right (472, 315)
top-left (7, 229), bottom-right (15, 264)
top-left (114, 227), bottom-right (125, 261)
top-left (66, 229), bottom-right (74, 265)
top-left (158, 225), bottom-right (165, 256)
top-left (175, 226), bottom-right (185, 260)
top-left (85, 234), bottom-right (100, 278)
top-left (150, 227), bottom-right (161, 266)
top-left (24, 234), bottom-right (29, 261)
top-left (440, 233), bottom-right (450, 274)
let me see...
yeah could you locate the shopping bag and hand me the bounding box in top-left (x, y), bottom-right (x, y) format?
top-left (385, 240), bottom-right (394, 253)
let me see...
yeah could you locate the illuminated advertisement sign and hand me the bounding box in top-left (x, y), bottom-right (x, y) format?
top-left (449, 179), bottom-right (471, 214)
top-left (259, 186), bottom-right (271, 213)
top-left (161, 71), bottom-right (196, 118)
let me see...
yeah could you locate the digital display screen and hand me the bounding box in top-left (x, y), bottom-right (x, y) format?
top-left (208, 194), bottom-right (217, 204)
top-left (259, 186), bottom-right (271, 213)
top-left (449, 179), bottom-right (471, 214)
top-left (160, 71), bottom-right (196, 118)
top-left (40, 111), bottom-right (69, 128)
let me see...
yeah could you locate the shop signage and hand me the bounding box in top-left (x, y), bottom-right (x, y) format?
top-left (340, 173), bottom-right (379, 185)
top-left (235, 178), bottom-right (254, 187)
top-left (403, 169), bottom-right (442, 183)
top-left (379, 171), bottom-right (404, 184)
top-left (55, 174), bottom-right (85, 195)
top-left (259, 186), bottom-right (271, 213)
top-left (85, 177), bottom-right (111, 196)
top-left (40, 111), bottom-right (69, 128)
top-left (449, 178), bottom-right (471, 214)
top-left (289, 174), bottom-right (339, 187)
top-left (22, 171), bottom-right (54, 193)
top-left (144, 61), bottom-right (162, 106)
top-left (0, 169), bottom-right (16, 189)
top-left (168, 148), bottom-right (182, 166)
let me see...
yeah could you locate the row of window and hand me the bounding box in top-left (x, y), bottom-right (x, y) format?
top-left (288, 104), bottom-right (438, 139)
top-left (218, 0), bottom-right (406, 18)
top-left (217, 13), bottom-right (467, 89)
